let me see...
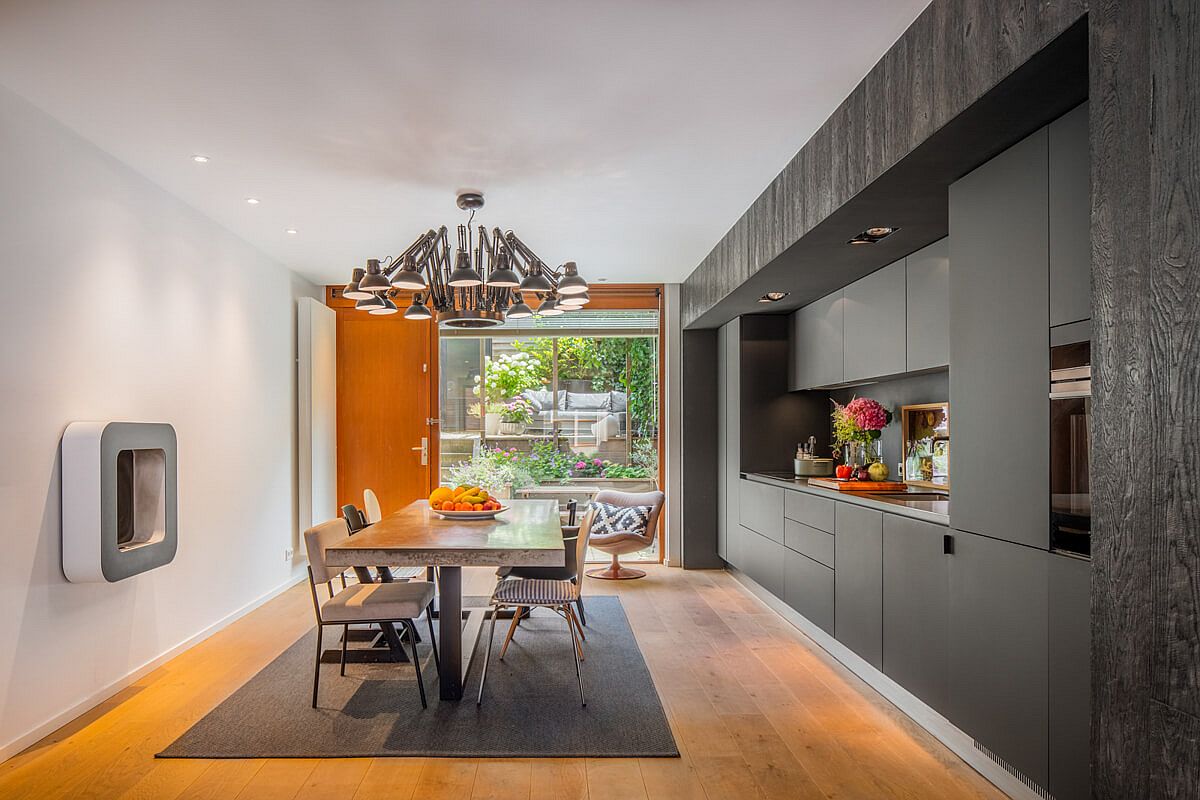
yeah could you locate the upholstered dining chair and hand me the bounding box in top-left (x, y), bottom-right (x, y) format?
top-left (478, 508), bottom-right (595, 707)
top-left (494, 499), bottom-right (586, 625)
top-left (362, 488), bottom-right (425, 581)
top-left (585, 489), bottom-right (665, 580)
top-left (303, 519), bottom-right (439, 708)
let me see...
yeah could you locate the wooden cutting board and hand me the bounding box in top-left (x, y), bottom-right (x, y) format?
top-left (807, 477), bottom-right (908, 492)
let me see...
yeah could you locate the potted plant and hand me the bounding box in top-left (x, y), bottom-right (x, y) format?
top-left (446, 446), bottom-right (535, 499)
top-left (498, 398), bottom-right (533, 435)
top-left (831, 397), bottom-right (893, 479)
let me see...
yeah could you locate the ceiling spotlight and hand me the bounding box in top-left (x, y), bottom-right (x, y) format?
top-left (191, 154), bottom-right (210, 163)
top-left (847, 226), bottom-right (899, 245)
top-left (758, 291), bottom-right (790, 303)
top-left (246, 198), bottom-right (260, 205)
top-left (285, 228), bottom-right (298, 235)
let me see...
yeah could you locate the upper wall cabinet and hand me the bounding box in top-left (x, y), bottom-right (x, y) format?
top-left (949, 128), bottom-right (1049, 548)
top-left (843, 259), bottom-right (907, 383)
top-left (1049, 102), bottom-right (1091, 328)
top-left (905, 238), bottom-right (950, 371)
top-left (788, 291), bottom-right (844, 390)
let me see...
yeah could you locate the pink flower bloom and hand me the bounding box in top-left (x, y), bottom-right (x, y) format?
top-left (845, 397), bottom-right (889, 430)
top-left (592, 458), bottom-right (603, 466)
top-left (574, 461), bottom-right (587, 470)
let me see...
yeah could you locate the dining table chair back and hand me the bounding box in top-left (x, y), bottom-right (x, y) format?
top-left (363, 488), bottom-right (383, 524)
top-left (304, 519), bottom-right (350, 584)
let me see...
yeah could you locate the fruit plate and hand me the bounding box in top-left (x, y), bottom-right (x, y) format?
top-left (429, 501), bottom-right (509, 520)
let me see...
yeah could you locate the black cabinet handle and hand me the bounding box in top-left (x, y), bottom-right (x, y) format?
top-left (943, 533), bottom-right (955, 555)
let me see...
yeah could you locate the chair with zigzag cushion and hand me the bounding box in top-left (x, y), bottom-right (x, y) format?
top-left (584, 489), bottom-right (664, 580)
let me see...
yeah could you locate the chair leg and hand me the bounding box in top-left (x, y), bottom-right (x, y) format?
top-left (565, 603), bottom-right (586, 644)
top-left (575, 594), bottom-right (587, 626)
top-left (586, 552), bottom-right (647, 580)
top-left (564, 605), bottom-right (586, 707)
top-left (499, 607), bottom-right (522, 660)
top-left (404, 620), bottom-right (427, 709)
top-left (425, 602), bottom-right (440, 676)
top-left (565, 606), bottom-right (586, 659)
top-left (312, 625), bottom-right (324, 708)
top-left (478, 604), bottom-right (501, 705)
top-left (340, 624), bottom-right (348, 676)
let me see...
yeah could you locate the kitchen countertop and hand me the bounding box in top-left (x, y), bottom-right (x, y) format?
top-left (744, 471), bottom-right (951, 525)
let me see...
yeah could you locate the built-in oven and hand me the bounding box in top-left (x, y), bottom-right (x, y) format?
top-left (1050, 340), bottom-right (1091, 558)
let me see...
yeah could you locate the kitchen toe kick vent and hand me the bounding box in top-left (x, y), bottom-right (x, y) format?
top-left (973, 740), bottom-right (1053, 800)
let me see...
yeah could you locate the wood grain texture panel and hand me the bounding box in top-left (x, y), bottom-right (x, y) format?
top-left (680, 0), bottom-right (1088, 328)
top-left (1092, 0), bottom-right (1200, 797)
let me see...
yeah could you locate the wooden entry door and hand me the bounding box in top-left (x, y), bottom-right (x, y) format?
top-left (335, 302), bottom-right (435, 517)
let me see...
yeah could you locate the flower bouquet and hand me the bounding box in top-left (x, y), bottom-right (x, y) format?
top-left (831, 397), bottom-right (893, 477)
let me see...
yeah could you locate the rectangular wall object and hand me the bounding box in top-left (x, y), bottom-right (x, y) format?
top-left (298, 297), bottom-right (338, 531)
top-left (62, 421), bottom-right (178, 583)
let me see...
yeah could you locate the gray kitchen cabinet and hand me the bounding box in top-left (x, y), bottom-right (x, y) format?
top-left (843, 259), bottom-right (907, 382)
top-left (738, 479), bottom-right (784, 543)
top-left (784, 518), bottom-right (835, 567)
top-left (742, 526), bottom-right (785, 598)
top-left (718, 320), bottom-right (740, 565)
top-left (1048, 553), bottom-right (1091, 800)
top-left (882, 515), bottom-right (951, 715)
top-left (949, 126), bottom-right (1050, 549)
top-left (835, 503), bottom-right (883, 668)
top-left (784, 489), bottom-right (836, 533)
top-left (948, 530), bottom-right (1049, 789)
top-left (788, 291), bottom-right (844, 390)
top-left (905, 238), bottom-right (950, 371)
top-left (1049, 102), bottom-right (1091, 328)
top-left (784, 549), bottom-right (835, 634)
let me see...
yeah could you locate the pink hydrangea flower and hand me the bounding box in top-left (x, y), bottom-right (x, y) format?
top-left (845, 397), bottom-right (889, 430)
top-left (574, 461), bottom-right (587, 470)
top-left (593, 458), bottom-right (603, 466)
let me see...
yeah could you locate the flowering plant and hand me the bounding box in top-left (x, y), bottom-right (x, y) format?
top-left (831, 397), bottom-right (893, 446)
top-left (472, 352), bottom-right (544, 404)
top-left (447, 446), bottom-right (535, 490)
top-left (499, 398), bottom-right (534, 424)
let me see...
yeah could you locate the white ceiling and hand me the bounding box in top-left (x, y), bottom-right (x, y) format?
top-left (0, 0), bottom-right (928, 285)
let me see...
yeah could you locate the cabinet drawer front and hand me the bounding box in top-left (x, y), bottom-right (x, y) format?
top-left (784, 519), bottom-right (835, 567)
top-left (784, 490), bottom-right (835, 533)
top-left (739, 480), bottom-right (784, 542)
top-left (742, 526), bottom-right (785, 597)
top-left (784, 550), bottom-right (835, 634)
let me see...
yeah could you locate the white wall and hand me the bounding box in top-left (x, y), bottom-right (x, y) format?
top-left (0, 84), bottom-right (320, 759)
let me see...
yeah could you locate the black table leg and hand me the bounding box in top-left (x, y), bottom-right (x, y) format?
top-left (438, 566), bottom-right (463, 701)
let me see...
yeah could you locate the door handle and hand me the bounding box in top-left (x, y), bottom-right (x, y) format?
top-left (411, 437), bottom-right (428, 466)
top-left (943, 533), bottom-right (954, 555)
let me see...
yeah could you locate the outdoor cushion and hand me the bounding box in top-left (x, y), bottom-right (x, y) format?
top-left (565, 391), bottom-right (612, 411)
top-left (522, 389), bottom-right (562, 411)
top-left (610, 390), bottom-right (628, 412)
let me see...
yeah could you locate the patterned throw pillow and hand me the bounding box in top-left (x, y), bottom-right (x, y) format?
top-left (589, 501), bottom-right (654, 536)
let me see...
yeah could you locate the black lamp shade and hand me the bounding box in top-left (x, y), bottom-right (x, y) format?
top-left (559, 290), bottom-right (589, 307)
top-left (390, 257), bottom-right (427, 290)
top-left (368, 296), bottom-right (399, 315)
top-left (359, 259), bottom-right (390, 291)
top-left (519, 269), bottom-right (554, 294)
top-left (355, 293), bottom-right (385, 311)
top-left (404, 298), bottom-right (433, 320)
top-left (557, 261), bottom-right (588, 295)
top-left (506, 300), bottom-right (533, 319)
top-left (343, 268), bottom-right (373, 300)
top-left (537, 296), bottom-right (565, 316)
top-left (448, 250), bottom-right (483, 287)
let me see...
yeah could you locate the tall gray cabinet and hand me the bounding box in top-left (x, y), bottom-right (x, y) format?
top-left (834, 504), bottom-right (883, 669)
top-left (1049, 102), bottom-right (1091, 327)
top-left (843, 259), bottom-right (906, 382)
top-left (717, 319), bottom-right (740, 567)
top-left (948, 127), bottom-right (1049, 549)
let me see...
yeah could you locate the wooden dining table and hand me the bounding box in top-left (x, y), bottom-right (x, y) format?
top-left (324, 498), bottom-right (565, 701)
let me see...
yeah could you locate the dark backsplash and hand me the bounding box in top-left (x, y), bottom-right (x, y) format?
top-left (827, 370), bottom-right (950, 473)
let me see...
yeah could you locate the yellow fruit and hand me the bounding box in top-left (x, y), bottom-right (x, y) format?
top-left (459, 494), bottom-right (484, 505)
top-left (452, 486), bottom-right (470, 499)
top-left (429, 487), bottom-right (453, 505)
top-left (476, 489), bottom-right (490, 501)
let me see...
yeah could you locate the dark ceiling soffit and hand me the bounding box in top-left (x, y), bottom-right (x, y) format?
top-left (684, 18), bottom-right (1088, 331)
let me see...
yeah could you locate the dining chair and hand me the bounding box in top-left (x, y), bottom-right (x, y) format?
top-left (362, 488), bottom-right (425, 581)
top-left (584, 489), bottom-right (665, 580)
top-left (478, 508), bottom-right (595, 707)
top-left (494, 499), bottom-right (586, 625)
top-left (303, 519), bottom-right (440, 708)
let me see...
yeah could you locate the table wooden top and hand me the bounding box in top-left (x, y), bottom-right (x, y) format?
top-left (324, 498), bottom-right (566, 568)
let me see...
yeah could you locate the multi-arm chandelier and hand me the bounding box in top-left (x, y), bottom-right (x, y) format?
top-left (341, 191), bottom-right (589, 328)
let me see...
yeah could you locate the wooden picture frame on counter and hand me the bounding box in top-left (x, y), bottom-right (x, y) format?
top-left (900, 402), bottom-right (950, 490)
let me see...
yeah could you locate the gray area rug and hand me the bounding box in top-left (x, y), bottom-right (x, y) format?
top-left (157, 596), bottom-right (678, 758)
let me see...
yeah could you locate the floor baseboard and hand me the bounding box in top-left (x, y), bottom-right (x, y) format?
top-left (728, 567), bottom-right (1043, 800)
top-left (0, 568), bottom-right (308, 764)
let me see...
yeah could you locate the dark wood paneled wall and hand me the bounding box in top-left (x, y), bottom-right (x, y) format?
top-left (1091, 1), bottom-right (1200, 797)
top-left (680, 0), bottom-right (1087, 328)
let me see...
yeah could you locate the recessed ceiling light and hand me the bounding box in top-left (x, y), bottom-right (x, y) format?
top-left (596, 277), bottom-right (608, 283)
top-left (847, 226), bottom-right (899, 245)
top-left (190, 154), bottom-right (209, 163)
top-left (758, 291), bottom-right (790, 303)
top-left (285, 228), bottom-right (298, 235)
top-left (246, 198), bottom-right (260, 205)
